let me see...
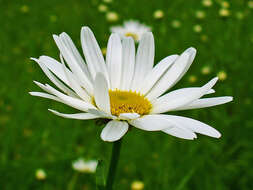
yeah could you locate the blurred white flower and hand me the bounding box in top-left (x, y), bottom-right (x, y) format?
top-left (249, 1), bottom-right (253, 8)
top-left (221, 1), bottom-right (230, 8)
top-left (98, 4), bottom-right (108, 12)
top-left (35, 169), bottom-right (47, 180)
top-left (217, 71), bottom-right (227, 81)
top-left (201, 66), bottom-right (211, 75)
top-left (106, 11), bottom-right (119, 22)
top-left (103, 0), bottom-right (112, 3)
top-left (131, 180), bottom-right (144, 190)
top-left (195, 10), bottom-right (206, 19)
top-left (72, 158), bottom-right (98, 173)
top-left (153, 10), bottom-right (164, 19)
top-left (188, 75), bottom-right (197, 83)
top-left (171, 20), bottom-right (181, 28)
top-left (219, 8), bottom-right (230, 17)
top-left (20, 5), bottom-right (29, 13)
top-left (110, 20), bottom-right (151, 42)
top-left (30, 27), bottom-right (233, 141)
top-left (193, 25), bottom-right (202, 33)
top-left (202, 0), bottom-right (213, 7)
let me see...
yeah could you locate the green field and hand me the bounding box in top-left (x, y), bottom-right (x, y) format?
top-left (0, 0), bottom-right (252, 189)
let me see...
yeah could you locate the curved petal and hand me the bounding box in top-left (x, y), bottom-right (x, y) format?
top-left (131, 32), bottom-right (154, 91)
top-left (62, 63), bottom-right (91, 102)
top-left (39, 56), bottom-right (69, 85)
top-left (139, 55), bottom-right (178, 95)
top-left (120, 37), bottom-right (135, 91)
top-left (59, 32), bottom-right (92, 81)
top-left (31, 58), bottom-right (76, 97)
top-left (81, 27), bottom-right (109, 82)
top-left (44, 84), bottom-right (96, 112)
top-left (151, 77), bottom-right (218, 114)
top-left (163, 127), bottom-right (197, 140)
top-left (118, 113), bottom-right (140, 120)
top-left (146, 47), bottom-right (196, 100)
top-left (53, 35), bottom-right (93, 95)
top-left (87, 109), bottom-right (116, 119)
top-left (162, 115), bottom-right (221, 138)
top-left (101, 120), bottom-right (129, 142)
top-left (29, 92), bottom-right (61, 102)
top-left (48, 109), bottom-right (101, 120)
top-left (94, 73), bottom-right (111, 114)
top-left (173, 96), bottom-right (233, 111)
top-left (128, 114), bottom-right (173, 131)
top-left (106, 33), bottom-right (122, 89)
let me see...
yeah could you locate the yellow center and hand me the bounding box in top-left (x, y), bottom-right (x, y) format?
top-left (125, 32), bottom-right (138, 41)
top-left (109, 89), bottom-right (152, 116)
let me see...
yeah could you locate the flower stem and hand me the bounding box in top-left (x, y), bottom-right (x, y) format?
top-left (105, 139), bottom-right (122, 190)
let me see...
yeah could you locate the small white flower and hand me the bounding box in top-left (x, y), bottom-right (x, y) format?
top-left (153, 10), bottom-right (164, 19)
top-left (110, 20), bottom-right (151, 42)
top-left (131, 180), bottom-right (144, 190)
top-left (72, 158), bottom-right (98, 173)
top-left (35, 169), bottom-right (47, 180)
top-left (106, 11), bottom-right (119, 22)
top-left (30, 27), bottom-right (233, 142)
top-left (193, 24), bottom-right (202, 33)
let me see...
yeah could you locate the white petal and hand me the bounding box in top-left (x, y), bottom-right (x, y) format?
top-left (163, 127), bottom-right (197, 140)
top-left (39, 56), bottom-right (69, 85)
top-left (94, 73), bottom-right (111, 114)
top-left (81, 27), bottom-right (109, 82)
top-left (206, 89), bottom-right (215, 94)
top-left (128, 114), bottom-right (173, 131)
top-left (48, 109), bottom-right (101, 120)
top-left (139, 55), bottom-right (178, 95)
top-left (131, 32), bottom-right (154, 91)
top-left (44, 84), bottom-right (96, 112)
top-left (29, 92), bottom-right (61, 102)
top-left (173, 96), bottom-right (233, 111)
top-left (62, 63), bottom-right (91, 102)
top-left (53, 35), bottom-right (93, 95)
top-left (106, 33), bottom-right (122, 89)
top-left (59, 32), bottom-right (92, 80)
top-left (151, 77), bottom-right (218, 114)
top-left (146, 47), bottom-right (196, 100)
top-left (101, 120), bottom-right (129, 142)
top-left (120, 37), bottom-right (135, 90)
top-left (31, 58), bottom-right (77, 97)
top-left (163, 115), bottom-right (221, 138)
top-left (87, 109), bottom-right (116, 119)
top-left (118, 113), bottom-right (140, 120)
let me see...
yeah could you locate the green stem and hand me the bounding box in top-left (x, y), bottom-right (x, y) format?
top-left (105, 139), bottom-right (122, 190)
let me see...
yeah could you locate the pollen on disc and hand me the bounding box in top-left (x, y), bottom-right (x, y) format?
top-left (109, 89), bottom-right (152, 116)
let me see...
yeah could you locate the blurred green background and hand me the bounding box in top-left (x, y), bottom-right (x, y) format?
top-left (0, 0), bottom-right (252, 189)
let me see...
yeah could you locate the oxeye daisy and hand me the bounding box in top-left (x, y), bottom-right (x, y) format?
top-left (110, 20), bottom-right (151, 42)
top-left (30, 26), bottom-right (233, 142)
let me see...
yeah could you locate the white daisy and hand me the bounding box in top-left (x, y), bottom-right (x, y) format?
top-left (110, 20), bottom-right (151, 42)
top-left (72, 158), bottom-right (98, 173)
top-left (30, 27), bottom-right (233, 142)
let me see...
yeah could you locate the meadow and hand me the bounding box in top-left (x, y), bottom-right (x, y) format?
top-left (0, 0), bottom-right (252, 189)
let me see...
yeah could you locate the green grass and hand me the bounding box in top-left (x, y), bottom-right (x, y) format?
top-left (0, 0), bottom-right (252, 189)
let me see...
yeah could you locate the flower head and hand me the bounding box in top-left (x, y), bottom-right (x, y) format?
top-left (30, 27), bottom-right (233, 142)
top-left (153, 10), bottom-right (164, 19)
top-left (35, 169), bottom-right (47, 180)
top-left (72, 158), bottom-right (98, 173)
top-left (110, 20), bottom-right (151, 42)
top-left (131, 180), bottom-right (144, 190)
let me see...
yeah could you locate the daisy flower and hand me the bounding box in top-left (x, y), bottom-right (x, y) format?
top-left (72, 158), bottom-right (98, 173)
top-left (30, 27), bottom-right (233, 142)
top-left (110, 20), bottom-right (151, 42)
